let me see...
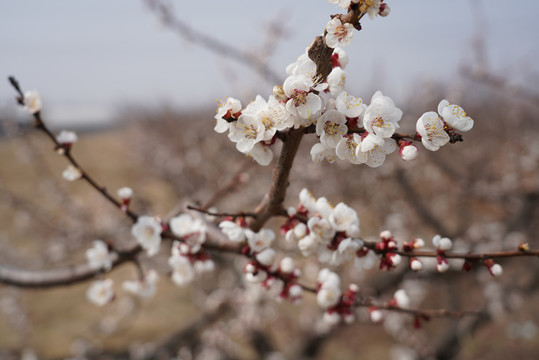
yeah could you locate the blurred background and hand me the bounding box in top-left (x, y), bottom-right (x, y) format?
top-left (0, 0), bottom-right (538, 359)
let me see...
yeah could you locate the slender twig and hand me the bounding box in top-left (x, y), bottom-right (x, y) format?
top-left (8, 76), bottom-right (139, 222)
top-left (187, 205), bottom-right (257, 219)
top-left (144, 0), bottom-right (282, 84)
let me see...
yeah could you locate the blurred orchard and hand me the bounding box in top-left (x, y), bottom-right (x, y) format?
top-left (0, 1), bottom-right (538, 360)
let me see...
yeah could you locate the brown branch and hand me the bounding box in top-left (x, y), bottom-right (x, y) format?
top-left (0, 245), bottom-right (141, 288)
top-left (249, 127), bottom-right (304, 231)
top-left (187, 205), bottom-right (257, 219)
top-left (362, 240), bottom-right (539, 260)
top-left (8, 76), bottom-right (139, 223)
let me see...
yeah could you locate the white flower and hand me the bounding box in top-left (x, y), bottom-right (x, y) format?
top-left (328, 0), bottom-right (359, 10)
top-left (316, 110), bottom-right (348, 148)
top-left (360, 0), bottom-right (382, 19)
top-left (298, 234), bottom-right (319, 256)
top-left (169, 213), bottom-right (206, 253)
top-left (400, 143), bottom-right (418, 161)
top-left (490, 263), bottom-right (503, 277)
top-left (247, 142), bottom-right (274, 166)
top-left (329, 202), bottom-right (360, 234)
top-left (370, 309), bottom-right (383, 323)
top-left (228, 113), bottom-right (265, 153)
top-left (299, 188), bottom-right (318, 214)
top-left (169, 251), bottom-right (194, 286)
top-left (86, 240), bottom-right (114, 271)
top-left (215, 97), bottom-right (242, 133)
top-left (327, 67), bottom-right (346, 96)
top-left (23, 90), bottom-right (42, 114)
top-left (311, 142), bottom-right (338, 163)
top-left (437, 260), bottom-right (449, 273)
top-left (117, 187), bottom-right (133, 200)
top-left (336, 91), bottom-right (366, 118)
top-left (325, 18), bottom-right (354, 48)
top-left (410, 258), bottom-right (423, 271)
top-left (255, 248), bottom-right (276, 266)
top-left (308, 217), bottom-right (335, 242)
top-left (332, 238), bottom-right (362, 265)
top-left (56, 130), bottom-right (78, 145)
top-left (246, 228), bottom-right (275, 252)
top-left (335, 134), bottom-right (362, 164)
top-left (356, 134), bottom-right (397, 167)
top-left (332, 47), bottom-right (349, 69)
top-left (279, 257), bottom-right (295, 274)
top-left (193, 259), bottom-right (215, 274)
top-left (258, 96), bottom-right (294, 140)
top-left (86, 279), bottom-right (114, 306)
top-left (323, 311), bottom-right (341, 326)
top-left (131, 216), bottom-right (162, 256)
top-left (432, 235), bottom-right (452, 250)
top-left (283, 75), bottom-right (321, 119)
top-left (122, 269), bottom-right (158, 299)
top-left (219, 220), bottom-right (246, 243)
top-left (363, 91), bottom-right (402, 138)
top-left (438, 99), bottom-right (474, 132)
top-left (416, 111), bottom-right (450, 151)
top-left (62, 165), bottom-right (82, 181)
top-left (394, 289), bottom-right (410, 308)
top-left (317, 270), bottom-right (342, 309)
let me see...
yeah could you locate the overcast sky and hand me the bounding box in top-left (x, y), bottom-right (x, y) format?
top-left (1, 0), bottom-right (538, 126)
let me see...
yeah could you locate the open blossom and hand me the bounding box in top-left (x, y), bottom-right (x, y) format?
top-left (258, 96), bottom-right (294, 140)
top-left (438, 99), bottom-right (473, 132)
top-left (131, 216), bottom-right (162, 256)
top-left (169, 251), bottom-right (194, 286)
top-left (283, 75), bottom-right (321, 120)
top-left (416, 111), bottom-right (450, 151)
top-left (360, 0), bottom-right (382, 19)
top-left (123, 269), bottom-right (158, 299)
top-left (170, 213), bottom-right (206, 253)
top-left (316, 110), bottom-right (348, 148)
top-left (328, 0), bottom-right (359, 10)
top-left (86, 279), bottom-right (114, 306)
top-left (327, 67), bottom-right (346, 96)
top-left (336, 91), bottom-right (366, 118)
top-left (356, 134), bottom-right (397, 167)
top-left (23, 90), bottom-right (42, 114)
top-left (214, 97), bottom-right (242, 133)
top-left (247, 142), bottom-right (274, 166)
top-left (62, 165), bottom-right (82, 181)
top-left (335, 134), bottom-right (362, 164)
top-left (311, 142), bottom-right (338, 163)
top-left (329, 202), bottom-right (360, 234)
top-left (246, 228), bottom-right (275, 252)
top-left (86, 240), bottom-right (114, 271)
top-left (219, 220), bottom-right (246, 243)
top-left (363, 91), bottom-right (402, 138)
top-left (56, 130), bottom-right (78, 145)
top-left (325, 18), bottom-right (354, 48)
top-left (228, 113), bottom-right (265, 153)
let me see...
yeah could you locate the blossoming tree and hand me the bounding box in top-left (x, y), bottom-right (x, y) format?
top-left (2, 1), bottom-right (538, 359)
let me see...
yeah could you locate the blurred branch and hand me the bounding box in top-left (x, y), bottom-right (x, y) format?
top-left (144, 0), bottom-right (282, 84)
top-left (8, 76), bottom-right (139, 223)
top-left (0, 245), bottom-right (141, 288)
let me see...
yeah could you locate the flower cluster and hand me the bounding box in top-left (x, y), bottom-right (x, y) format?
top-left (168, 213), bottom-right (213, 286)
top-left (86, 269), bottom-right (160, 306)
top-left (317, 269), bottom-right (358, 325)
top-left (282, 189), bottom-right (362, 266)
